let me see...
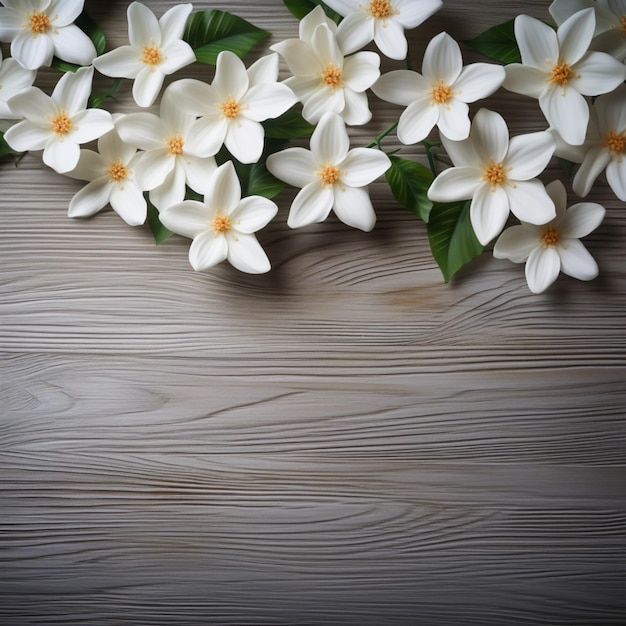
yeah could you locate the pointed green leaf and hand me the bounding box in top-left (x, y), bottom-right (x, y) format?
top-left (282, 0), bottom-right (341, 22)
top-left (427, 200), bottom-right (484, 283)
top-left (263, 108), bottom-right (315, 139)
top-left (146, 198), bottom-right (174, 245)
top-left (89, 78), bottom-right (122, 109)
top-left (52, 12), bottom-right (106, 72)
top-left (0, 132), bottom-right (13, 159)
top-left (463, 19), bottom-right (520, 64)
top-left (183, 10), bottom-right (270, 64)
top-left (385, 155), bottom-right (434, 223)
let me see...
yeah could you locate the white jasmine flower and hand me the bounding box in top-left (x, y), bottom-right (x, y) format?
top-left (114, 85), bottom-right (218, 212)
top-left (549, 0), bottom-right (626, 61)
top-left (573, 84), bottom-right (626, 201)
top-left (65, 120), bottom-right (147, 226)
top-left (494, 180), bottom-right (605, 293)
top-left (92, 2), bottom-right (195, 108)
top-left (503, 8), bottom-right (626, 145)
top-left (427, 108), bottom-right (556, 246)
top-left (266, 112), bottom-right (391, 231)
top-left (0, 48), bottom-right (36, 120)
top-left (159, 161), bottom-right (278, 274)
top-left (4, 66), bottom-right (113, 173)
top-left (167, 51), bottom-right (298, 164)
top-left (323, 0), bottom-right (443, 60)
top-left (0, 0), bottom-right (97, 70)
top-left (271, 7), bottom-right (380, 125)
top-left (371, 32), bottom-right (505, 143)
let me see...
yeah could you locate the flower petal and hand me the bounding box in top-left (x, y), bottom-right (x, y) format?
top-left (336, 11), bottom-right (374, 56)
top-left (311, 112), bottom-right (350, 165)
top-left (128, 1), bottom-right (161, 47)
top-left (514, 14), bottom-right (559, 70)
top-left (341, 89), bottom-right (372, 126)
top-left (427, 166), bottom-right (481, 202)
top-left (571, 51), bottom-right (626, 96)
top-left (65, 149), bottom-right (105, 181)
top-left (43, 136), bottom-right (80, 173)
top-left (373, 18), bottom-right (407, 61)
top-left (225, 117), bottom-right (265, 164)
top-left (68, 179), bottom-right (111, 218)
top-left (287, 182), bottom-right (333, 228)
top-left (507, 179), bottom-right (556, 225)
top-left (11, 31), bottom-right (54, 70)
top-left (159, 200), bottom-right (210, 239)
top-left (423, 32), bottom-right (462, 85)
top-left (115, 112), bottom-right (166, 150)
top-left (229, 196), bottom-right (278, 234)
top-left (560, 202), bottom-right (605, 239)
top-left (539, 86), bottom-right (589, 146)
top-left (340, 148), bottom-right (390, 187)
top-left (226, 233), bottom-right (271, 274)
top-left (188, 230), bottom-right (228, 271)
top-left (52, 66), bottom-right (92, 114)
top-left (158, 39), bottom-right (196, 75)
top-left (342, 51), bottom-right (380, 92)
top-left (3, 120), bottom-right (50, 152)
top-left (605, 158), bottom-right (626, 202)
top-left (454, 63), bottom-right (505, 103)
top-left (109, 182), bottom-right (147, 226)
top-left (506, 131), bottom-right (555, 181)
top-left (270, 39), bottom-right (320, 77)
top-left (181, 156), bottom-right (218, 196)
top-left (51, 24), bottom-right (97, 66)
top-left (149, 163), bottom-right (186, 212)
top-left (558, 238), bottom-right (599, 280)
top-left (525, 245), bottom-right (561, 293)
top-left (49, 0), bottom-right (85, 26)
top-left (205, 162), bottom-right (242, 216)
top-left (557, 8), bottom-right (595, 65)
top-left (397, 98), bottom-right (439, 144)
top-left (247, 53), bottom-right (279, 86)
top-left (159, 3), bottom-right (193, 43)
top-left (266, 148), bottom-right (317, 188)
top-left (6, 86), bottom-right (56, 123)
top-left (213, 51), bottom-right (249, 101)
top-left (572, 147), bottom-right (611, 197)
top-left (0, 7), bottom-right (22, 41)
top-left (371, 70), bottom-right (427, 106)
top-left (242, 83), bottom-right (298, 122)
top-left (166, 78), bottom-right (217, 117)
top-left (394, 0), bottom-right (442, 28)
top-left (437, 99), bottom-right (470, 141)
top-left (132, 66), bottom-right (165, 108)
top-left (332, 185), bottom-right (376, 231)
top-left (93, 46), bottom-right (144, 79)
top-left (301, 82), bottom-right (345, 124)
top-left (184, 117), bottom-right (226, 158)
top-left (70, 109), bottom-right (114, 144)
top-left (440, 134), bottom-right (479, 168)
top-left (470, 183), bottom-right (510, 245)
top-left (493, 225), bottom-right (539, 263)
top-left (503, 64), bottom-right (546, 99)
top-left (471, 108), bottom-right (509, 164)
top-left (133, 149), bottom-right (174, 191)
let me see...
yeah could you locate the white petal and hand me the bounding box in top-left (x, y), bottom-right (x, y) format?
top-left (242, 83), bottom-right (298, 122)
top-left (427, 166), bottom-right (481, 202)
top-left (594, 84), bottom-right (626, 134)
top-left (437, 99), bottom-right (470, 141)
top-left (115, 112), bottom-right (166, 150)
top-left (394, 0), bottom-right (442, 28)
top-left (342, 51), bottom-right (380, 92)
top-left (226, 233), bottom-right (271, 274)
top-left (159, 40), bottom-right (196, 75)
top-left (422, 32), bottom-right (462, 85)
top-left (159, 3), bottom-right (193, 44)
top-left (225, 118), bottom-right (265, 164)
top-left (66, 149), bottom-right (105, 181)
top-left (507, 179), bottom-right (556, 225)
top-left (311, 22), bottom-right (343, 66)
top-left (300, 5), bottom-right (339, 42)
top-left (397, 99), bottom-right (438, 144)
top-left (301, 83), bottom-right (345, 124)
top-left (189, 230), bottom-right (228, 271)
top-left (70, 109), bottom-right (114, 144)
top-left (53, 66), bottom-right (92, 115)
top-left (68, 179), bottom-right (111, 217)
top-left (205, 162), bottom-right (242, 216)
top-left (525, 245), bottom-right (561, 293)
top-left (470, 183), bottom-right (510, 245)
top-left (493, 225), bottom-right (539, 263)
top-left (149, 163), bottom-right (186, 212)
top-left (340, 148), bottom-right (390, 187)
top-left (454, 63), bottom-right (505, 103)
top-left (558, 238), bottom-right (599, 280)
top-left (266, 148), bottom-right (317, 188)
top-left (557, 8), bottom-right (596, 65)
top-left (132, 66), bottom-right (165, 108)
top-left (98, 128), bottom-right (136, 165)
top-left (371, 70), bottom-right (427, 106)
top-left (506, 131), bottom-right (555, 181)
top-left (287, 182), bottom-right (333, 228)
top-left (43, 137), bottom-right (80, 173)
top-left (572, 147), bottom-right (611, 197)
top-left (128, 1), bottom-right (161, 47)
top-left (3, 120), bottom-right (50, 152)
top-left (93, 46), bottom-right (143, 79)
top-left (49, 0), bottom-right (85, 26)
top-left (606, 158), bottom-right (626, 201)
top-left (341, 89), bottom-right (372, 126)
top-left (184, 117), bottom-right (226, 159)
top-left (0, 8), bottom-right (22, 41)
top-left (336, 12), bottom-right (374, 56)
top-left (503, 64), bottom-right (546, 99)
top-left (311, 112), bottom-right (349, 165)
top-left (545, 178), bottom-right (568, 214)
top-left (11, 31), bottom-right (54, 70)
top-left (514, 14), bottom-right (559, 70)
top-left (229, 197), bottom-right (278, 234)
top-left (247, 53), bottom-right (279, 86)
top-left (213, 51), bottom-right (249, 101)
top-left (134, 149), bottom-right (174, 191)
top-left (549, 0), bottom-right (593, 26)
top-left (560, 202), bottom-right (605, 239)
top-left (373, 18), bottom-right (407, 60)
top-left (539, 86), bottom-right (589, 146)
top-left (270, 40), bottom-right (320, 77)
top-left (6, 86), bottom-right (55, 123)
top-left (109, 182), bottom-right (147, 226)
top-left (332, 185), bottom-right (376, 231)
top-left (51, 25), bottom-right (97, 66)
top-left (159, 200), bottom-right (210, 239)
top-left (571, 51), bottom-right (626, 96)
top-left (440, 134), bottom-right (479, 168)
top-left (166, 78), bottom-right (217, 117)
top-left (471, 108), bottom-right (509, 165)
top-left (181, 156), bottom-right (218, 196)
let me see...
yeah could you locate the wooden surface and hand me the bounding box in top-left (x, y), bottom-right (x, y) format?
top-left (2, 1), bottom-right (626, 624)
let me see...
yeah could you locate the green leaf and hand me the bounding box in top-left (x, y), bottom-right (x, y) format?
top-left (463, 19), bottom-right (520, 64)
top-left (427, 200), bottom-right (484, 283)
top-left (183, 10), bottom-right (270, 64)
top-left (51, 12), bottom-right (106, 72)
top-left (88, 78), bottom-right (122, 109)
top-left (0, 132), bottom-right (13, 159)
top-left (146, 199), bottom-right (174, 245)
top-left (558, 157), bottom-right (576, 178)
top-left (385, 156), bottom-right (434, 223)
top-left (282, 0), bottom-right (341, 22)
top-left (263, 108), bottom-right (315, 139)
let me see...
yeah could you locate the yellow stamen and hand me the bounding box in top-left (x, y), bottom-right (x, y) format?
top-left (51, 112), bottom-right (72, 136)
top-left (107, 160), bottom-right (127, 183)
top-left (431, 81), bottom-right (452, 104)
top-left (319, 165), bottom-right (340, 187)
top-left (368, 0), bottom-right (393, 19)
top-left (550, 62), bottom-right (572, 86)
top-left (29, 11), bottom-right (51, 35)
top-left (167, 135), bottom-right (184, 156)
top-left (141, 45), bottom-right (163, 67)
top-left (211, 215), bottom-right (231, 233)
top-left (541, 226), bottom-right (560, 246)
top-left (606, 130), bottom-right (626, 155)
top-left (220, 98), bottom-right (240, 119)
top-left (321, 64), bottom-right (342, 89)
top-left (482, 161), bottom-right (506, 187)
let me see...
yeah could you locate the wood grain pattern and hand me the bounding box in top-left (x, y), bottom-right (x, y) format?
top-left (2, 1), bottom-right (626, 624)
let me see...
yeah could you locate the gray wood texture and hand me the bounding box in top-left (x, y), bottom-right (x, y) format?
top-left (2, 1), bottom-right (626, 624)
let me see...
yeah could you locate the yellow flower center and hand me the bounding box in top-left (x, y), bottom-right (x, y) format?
top-left (550, 62), bottom-right (573, 86)
top-left (29, 11), bottom-right (51, 35)
top-left (211, 214), bottom-right (231, 234)
top-left (606, 130), bottom-right (626, 154)
top-left (51, 111), bottom-right (72, 136)
top-left (141, 45), bottom-right (163, 67)
top-left (319, 165), bottom-right (340, 187)
top-left (431, 81), bottom-right (452, 104)
top-left (321, 64), bottom-right (342, 89)
top-left (482, 161), bottom-right (506, 187)
top-left (167, 135), bottom-right (184, 156)
top-left (220, 97), bottom-right (240, 119)
top-left (368, 0), bottom-right (393, 19)
top-left (621, 14), bottom-right (626, 35)
top-left (107, 160), bottom-right (127, 183)
top-left (541, 226), bottom-right (560, 247)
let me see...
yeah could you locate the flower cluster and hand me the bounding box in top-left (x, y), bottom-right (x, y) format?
top-left (0, 0), bottom-right (624, 293)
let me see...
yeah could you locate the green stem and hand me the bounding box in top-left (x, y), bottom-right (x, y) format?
top-left (366, 120), bottom-right (399, 149)
top-left (423, 140), bottom-right (441, 176)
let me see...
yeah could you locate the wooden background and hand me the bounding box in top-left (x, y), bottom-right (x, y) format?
top-left (2, 1), bottom-right (626, 623)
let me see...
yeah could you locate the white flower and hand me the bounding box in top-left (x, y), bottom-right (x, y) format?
top-left (266, 112), bottom-right (391, 231)
top-left (159, 161), bottom-right (278, 274)
top-left (65, 120), bottom-right (147, 226)
top-left (0, 0), bottom-right (97, 70)
top-left (167, 51), bottom-right (298, 164)
top-left (503, 8), bottom-right (626, 145)
top-left (494, 180), bottom-right (605, 293)
top-left (427, 108), bottom-right (556, 246)
top-left (549, 0), bottom-right (626, 61)
top-left (0, 48), bottom-right (36, 120)
top-left (573, 84), bottom-right (626, 201)
top-left (271, 6), bottom-right (380, 125)
top-left (371, 32), bottom-right (505, 143)
top-left (115, 85), bottom-right (218, 212)
top-left (92, 2), bottom-right (195, 108)
top-left (323, 0), bottom-right (443, 60)
top-left (4, 66), bottom-right (113, 173)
